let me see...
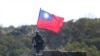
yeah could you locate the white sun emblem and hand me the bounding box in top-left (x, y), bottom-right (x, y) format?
top-left (44, 12), bottom-right (49, 19)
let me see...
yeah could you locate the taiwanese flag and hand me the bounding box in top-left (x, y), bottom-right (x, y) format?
top-left (37, 9), bottom-right (64, 33)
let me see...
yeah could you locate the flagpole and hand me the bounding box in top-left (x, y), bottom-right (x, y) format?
top-left (36, 8), bottom-right (41, 27)
top-left (36, 8), bottom-right (42, 33)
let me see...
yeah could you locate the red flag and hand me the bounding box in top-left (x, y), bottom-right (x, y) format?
top-left (37, 9), bottom-right (64, 33)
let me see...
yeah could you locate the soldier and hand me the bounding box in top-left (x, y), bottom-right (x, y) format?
top-left (32, 31), bottom-right (45, 55)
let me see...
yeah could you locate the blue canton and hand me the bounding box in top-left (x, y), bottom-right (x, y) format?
top-left (39, 10), bottom-right (52, 21)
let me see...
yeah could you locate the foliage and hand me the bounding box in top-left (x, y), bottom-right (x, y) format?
top-left (0, 18), bottom-right (100, 56)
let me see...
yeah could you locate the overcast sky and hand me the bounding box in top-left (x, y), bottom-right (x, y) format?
top-left (0, 0), bottom-right (100, 27)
